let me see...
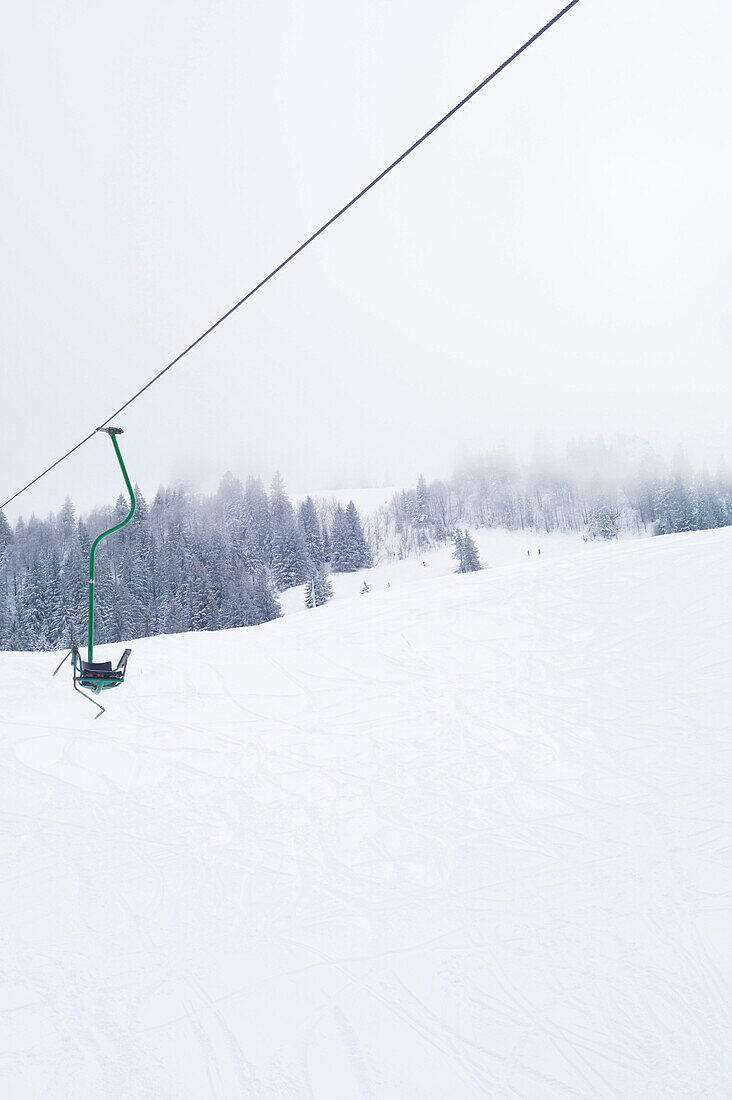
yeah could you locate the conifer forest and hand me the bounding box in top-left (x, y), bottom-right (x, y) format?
top-left (1, 437), bottom-right (730, 651)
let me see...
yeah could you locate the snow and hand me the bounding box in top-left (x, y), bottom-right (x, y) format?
top-left (279, 528), bottom-right (594, 617)
top-left (1, 528), bottom-right (730, 1097)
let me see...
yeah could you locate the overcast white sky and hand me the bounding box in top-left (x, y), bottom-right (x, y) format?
top-left (1, 0), bottom-right (730, 519)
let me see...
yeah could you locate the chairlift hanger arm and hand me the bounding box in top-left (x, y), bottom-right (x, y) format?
top-left (87, 428), bottom-right (136, 662)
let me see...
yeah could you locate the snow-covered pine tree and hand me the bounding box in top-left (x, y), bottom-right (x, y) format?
top-left (426, 479), bottom-right (452, 540)
top-left (329, 504), bottom-right (351, 572)
top-left (0, 510), bottom-right (12, 559)
top-left (452, 529), bottom-right (465, 572)
top-left (304, 563), bottom-right (333, 609)
top-left (23, 557), bottom-right (50, 650)
top-left (203, 531), bottom-right (229, 630)
top-left (8, 604), bottom-right (32, 651)
top-left (298, 497), bottom-right (324, 566)
top-left (189, 550), bottom-right (217, 632)
top-left (453, 529), bottom-right (481, 572)
top-left (587, 505), bottom-right (618, 540)
top-left (57, 498), bottom-right (76, 559)
top-left (44, 551), bottom-right (65, 647)
top-left (162, 585), bottom-right (186, 636)
top-left (462, 530), bottom-right (482, 571)
top-left (240, 570), bottom-right (258, 627)
top-left (270, 473), bottom-right (307, 590)
top-left (329, 502), bottom-right (372, 572)
top-left (217, 474), bottom-right (251, 597)
top-left (242, 477), bottom-right (271, 571)
top-left (272, 525), bottom-right (307, 591)
top-left (415, 475), bottom-right (429, 528)
top-left (217, 472), bottom-right (245, 533)
top-left (269, 472), bottom-right (290, 528)
top-left (220, 556), bottom-right (256, 628)
top-left (252, 569), bottom-right (282, 623)
top-left (345, 501), bottom-right (373, 569)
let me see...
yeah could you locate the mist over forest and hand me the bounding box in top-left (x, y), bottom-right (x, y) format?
top-left (1, 435), bottom-right (729, 652)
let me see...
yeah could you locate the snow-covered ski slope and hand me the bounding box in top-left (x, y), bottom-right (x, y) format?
top-left (278, 529), bottom-right (585, 617)
top-left (1, 529), bottom-right (730, 1098)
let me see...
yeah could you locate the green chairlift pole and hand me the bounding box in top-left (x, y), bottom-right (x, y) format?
top-left (87, 428), bottom-right (136, 663)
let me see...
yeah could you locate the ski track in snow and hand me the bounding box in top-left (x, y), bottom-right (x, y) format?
top-left (1, 529), bottom-right (730, 1098)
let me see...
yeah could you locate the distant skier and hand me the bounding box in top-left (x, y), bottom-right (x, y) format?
top-left (422, 561), bottom-right (427, 568)
top-left (527, 549), bottom-right (530, 557)
top-left (538, 548), bottom-right (541, 556)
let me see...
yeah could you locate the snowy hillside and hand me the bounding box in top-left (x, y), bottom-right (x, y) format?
top-left (1, 529), bottom-right (730, 1098)
top-left (279, 528), bottom-right (590, 617)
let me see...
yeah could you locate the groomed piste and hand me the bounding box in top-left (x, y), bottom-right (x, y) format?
top-left (1, 528), bottom-right (730, 1097)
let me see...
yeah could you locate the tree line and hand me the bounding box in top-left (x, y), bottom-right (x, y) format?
top-left (369, 437), bottom-right (732, 561)
top-left (0, 473), bottom-right (371, 652)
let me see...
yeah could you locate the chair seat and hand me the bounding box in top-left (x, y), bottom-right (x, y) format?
top-left (79, 660), bottom-right (125, 687)
top-left (71, 647), bottom-right (131, 696)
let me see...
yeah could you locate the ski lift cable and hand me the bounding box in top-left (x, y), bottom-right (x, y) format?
top-left (1, 0), bottom-right (581, 513)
